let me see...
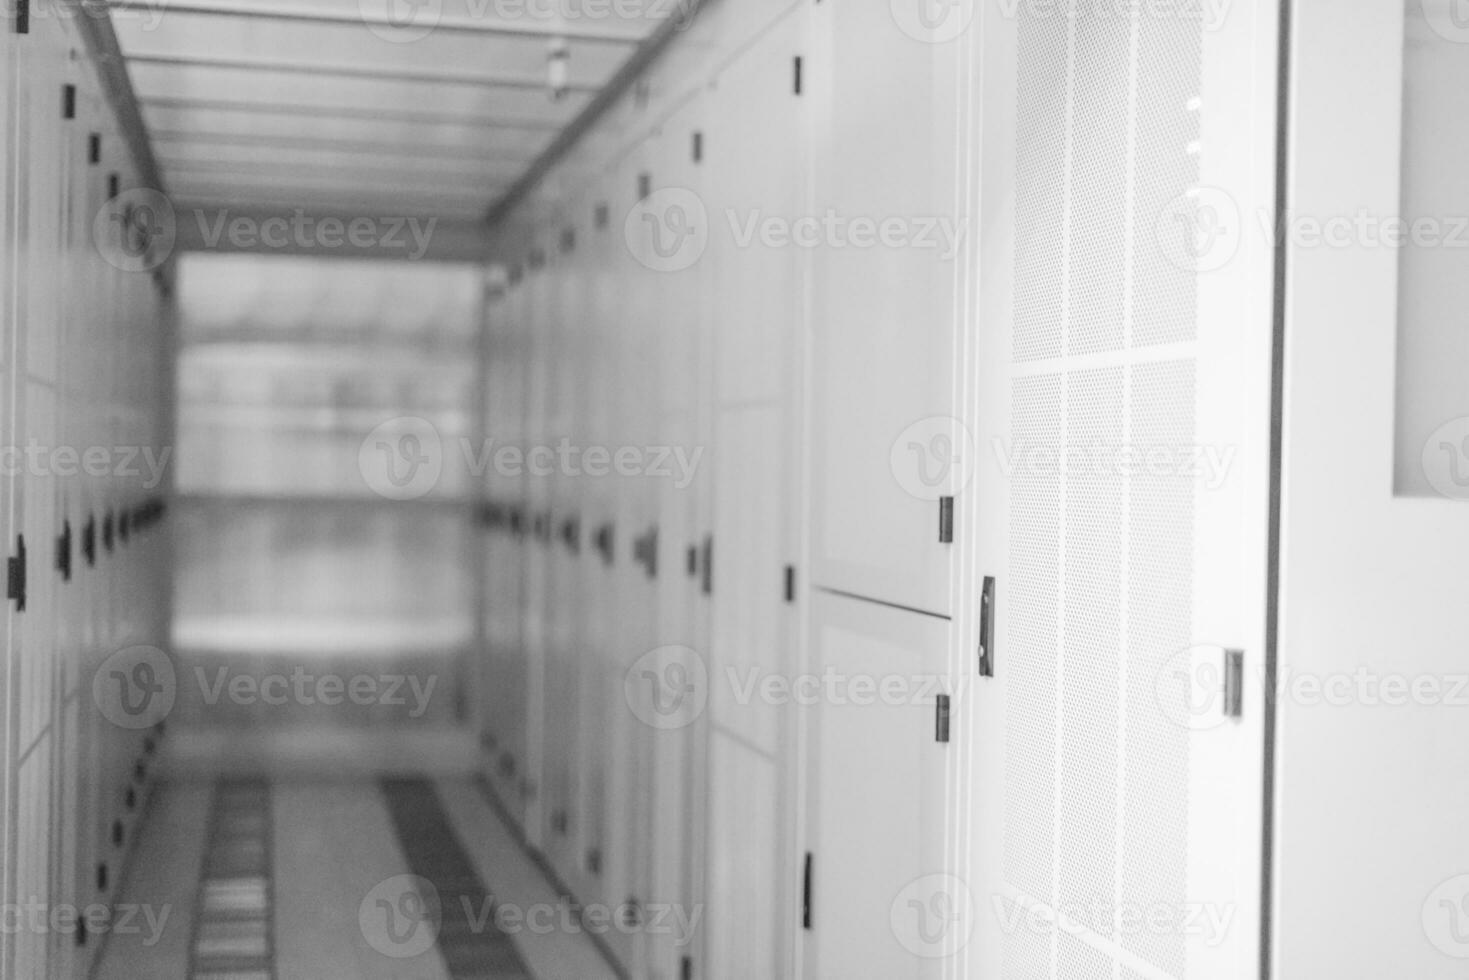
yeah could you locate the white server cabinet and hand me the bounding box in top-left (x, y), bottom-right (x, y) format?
top-left (698, 13), bottom-right (809, 979)
top-left (482, 271), bottom-right (530, 826)
top-left (642, 93), bottom-right (714, 980)
top-left (802, 591), bottom-right (952, 978)
top-left (960, 1), bottom-right (1280, 978)
top-left (1273, 2), bottom-right (1469, 976)
top-left (805, 0), bottom-right (965, 617)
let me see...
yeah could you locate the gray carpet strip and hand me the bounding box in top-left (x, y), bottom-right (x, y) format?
top-left (379, 778), bottom-right (533, 980)
top-left (188, 779), bottom-right (275, 980)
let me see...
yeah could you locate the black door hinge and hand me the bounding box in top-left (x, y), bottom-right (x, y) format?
top-left (15, 0), bottom-right (29, 34)
top-left (595, 522), bottom-right (615, 565)
top-left (978, 575), bottom-right (995, 677)
top-left (801, 852), bottom-right (813, 929)
top-left (938, 496), bottom-right (954, 543)
top-left (784, 564), bottom-right (796, 603)
top-left (700, 534), bottom-right (713, 595)
top-left (56, 519), bottom-right (72, 582)
top-left (7, 534), bottom-right (26, 611)
top-left (1223, 649), bottom-right (1244, 719)
top-left (62, 83), bottom-right (76, 119)
top-left (82, 514), bottom-right (97, 567)
top-left (935, 693), bottom-right (951, 743)
top-left (681, 954), bottom-right (694, 980)
top-left (793, 55), bottom-right (803, 95)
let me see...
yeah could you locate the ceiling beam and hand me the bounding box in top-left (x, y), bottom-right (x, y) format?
top-left (141, 96), bottom-right (563, 131)
top-left (486, 0), bottom-right (709, 224)
top-left (108, 0), bottom-right (649, 45)
top-left (126, 52), bottom-right (600, 92)
top-left (65, 0), bottom-right (165, 192)
top-left (151, 130), bottom-right (536, 164)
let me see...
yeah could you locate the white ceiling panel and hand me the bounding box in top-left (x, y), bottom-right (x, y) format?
top-left (108, 0), bottom-right (673, 219)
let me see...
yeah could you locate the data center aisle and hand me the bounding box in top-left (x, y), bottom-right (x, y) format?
top-left (94, 777), bottom-right (619, 980)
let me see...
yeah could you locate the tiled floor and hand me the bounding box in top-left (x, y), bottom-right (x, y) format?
top-left (94, 775), bottom-right (618, 980)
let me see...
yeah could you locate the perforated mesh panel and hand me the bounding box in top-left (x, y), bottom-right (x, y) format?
top-left (1007, 1), bottom-right (1202, 977)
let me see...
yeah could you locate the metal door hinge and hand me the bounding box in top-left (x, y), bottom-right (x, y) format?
top-left (7, 534), bottom-right (26, 611)
top-left (935, 693), bottom-right (951, 743)
top-left (801, 852), bottom-right (813, 928)
top-left (978, 576), bottom-right (995, 677)
top-left (82, 515), bottom-right (97, 566)
top-left (1223, 648), bottom-right (1244, 719)
top-left (700, 535), bottom-right (713, 595)
top-left (56, 520), bottom-right (72, 582)
top-left (784, 564), bottom-right (796, 603)
top-left (938, 496), bottom-right (954, 543)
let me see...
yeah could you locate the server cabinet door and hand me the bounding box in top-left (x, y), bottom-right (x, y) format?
top-left (483, 276), bottom-right (529, 825)
top-left (806, 0), bottom-right (964, 617)
top-left (1273, 3), bottom-right (1469, 976)
top-left (962, 2), bottom-right (1279, 978)
top-left (803, 591), bottom-right (952, 978)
